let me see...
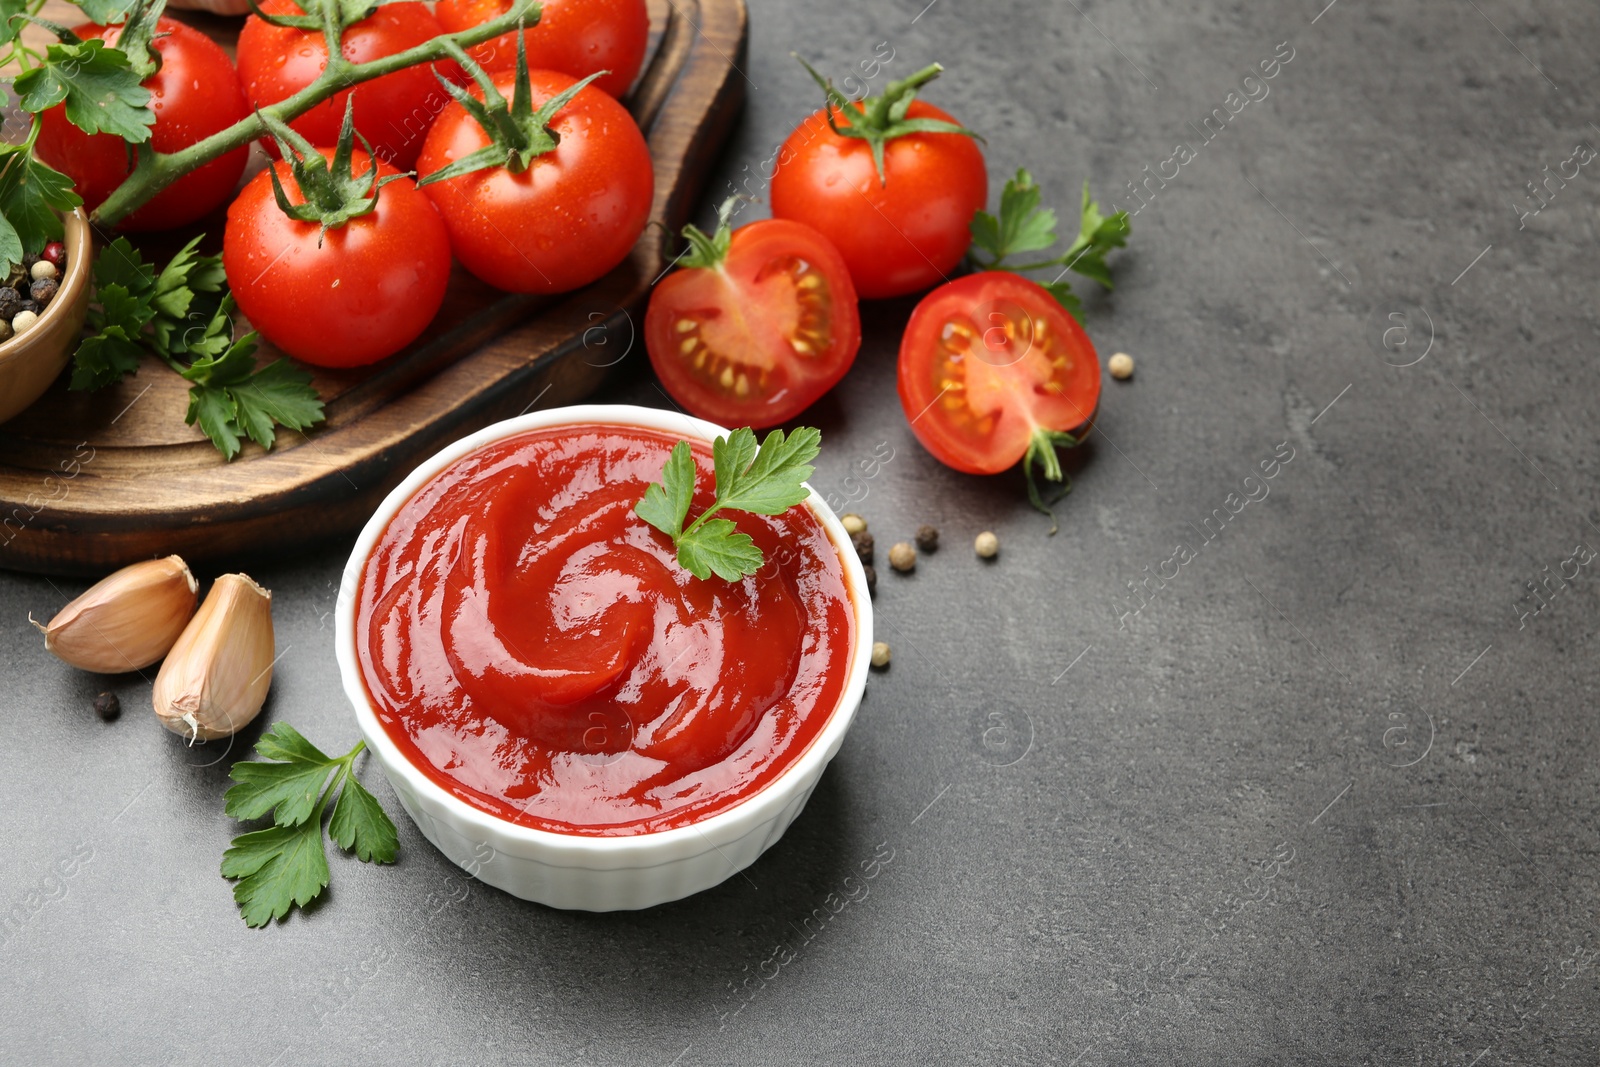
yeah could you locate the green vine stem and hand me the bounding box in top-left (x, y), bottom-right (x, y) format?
top-left (92, 0), bottom-right (541, 226)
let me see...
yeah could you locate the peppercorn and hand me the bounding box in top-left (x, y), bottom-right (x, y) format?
top-left (29, 259), bottom-right (57, 282)
top-left (41, 242), bottom-right (65, 269)
top-left (975, 531), bottom-right (999, 559)
top-left (93, 691), bottom-right (121, 722)
top-left (30, 277), bottom-right (57, 308)
top-left (21, 252), bottom-right (38, 270)
top-left (841, 513), bottom-right (867, 535)
top-left (888, 541), bottom-right (916, 572)
top-left (18, 299), bottom-right (39, 315)
top-left (914, 524), bottom-right (939, 553)
top-left (863, 564), bottom-right (877, 596)
top-left (1108, 352), bottom-right (1135, 380)
top-left (0, 287), bottom-right (20, 321)
top-left (11, 310), bottom-right (39, 334)
top-left (870, 641), bottom-right (891, 669)
top-left (0, 319), bottom-right (12, 343)
top-left (851, 530), bottom-right (874, 565)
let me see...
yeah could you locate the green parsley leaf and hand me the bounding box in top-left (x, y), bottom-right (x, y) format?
top-left (221, 821), bottom-right (331, 928)
top-left (0, 152), bottom-right (81, 273)
top-left (635, 426), bottom-right (822, 582)
top-left (224, 724), bottom-right (340, 827)
top-left (70, 326), bottom-right (145, 391)
top-left (253, 722), bottom-right (332, 763)
top-left (0, 0), bottom-right (30, 46)
top-left (71, 237), bottom-right (326, 458)
top-left (14, 38), bottom-right (154, 142)
top-left (328, 775), bottom-right (399, 864)
top-left (72, 0), bottom-right (137, 26)
top-left (969, 169), bottom-right (1056, 261)
top-left (676, 517), bottom-right (763, 582)
top-left (93, 236), bottom-right (157, 298)
top-left (633, 439), bottom-right (694, 539)
top-left (966, 171), bottom-right (1130, 323)
top-left (0, 214), bottom-right (23, 281)
top-left (180, 335), bottom-right (325, 459)
top-left (222, 725), bottom-right (401, 927)
top-left (712, 427), bottom-right (821, 515)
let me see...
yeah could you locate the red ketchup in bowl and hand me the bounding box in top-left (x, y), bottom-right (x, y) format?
top-left (355, 424), bottom-right (856, 835)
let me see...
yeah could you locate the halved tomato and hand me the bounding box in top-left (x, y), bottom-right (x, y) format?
top-left (898, 270), bottom-right (1100, 479)
top-left (645, 217), bottom-right (861, 428)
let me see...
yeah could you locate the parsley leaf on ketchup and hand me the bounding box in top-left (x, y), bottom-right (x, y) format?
top-left (636, 426), bottom-right (822, 582)
top-left (221, 723), bottom-right (398, 927)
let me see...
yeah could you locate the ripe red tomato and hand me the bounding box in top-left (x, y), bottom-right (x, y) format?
top-left (435, 0), bottom-right (648, 99)
top-left (770, 100), bottom-right (986, 300)
top-left (34, 17), bottom-right (249, 232)
top-left (645, 218), bottom-right (860, 428)
top-left (222, 149), bottom-right (452, 368)
top-left (897, 272), bottom-right (1100, 475)
top-left (237, 0), bottom-right (450, 170)
top-left (416, 69), bottom-right (652, 294)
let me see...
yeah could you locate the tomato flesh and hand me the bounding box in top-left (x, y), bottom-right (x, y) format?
top-left (34, 18), bottom-right (249, 231)
top-left (898, 272), bottom-right (1100, 475)
top-left (646, 218), bottom-right (861, 428)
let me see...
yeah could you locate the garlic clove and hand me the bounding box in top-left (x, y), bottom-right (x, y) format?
top-left (153, 573), bottom-right (276, 742)
top-left (35, 556), bottom-right (199, 673)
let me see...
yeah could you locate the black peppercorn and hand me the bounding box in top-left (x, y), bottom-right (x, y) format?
top-left (30, 277), bottom-right (57, 307)
top-left (18, 299), bottom-right (39, 316)
top-left (0, 287), bottom-right (20, 320)
top-left (851, 530), bottom-right (874, 564)
top-left (93, 691), bottom-right (121, 722)
top-left (914, 524), bottom-right (939, 553)
top-left (863, 564), bottom-right (876, 596)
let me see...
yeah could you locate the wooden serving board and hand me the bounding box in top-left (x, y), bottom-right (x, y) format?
top-left (0, 0), bottom-right (747, 575)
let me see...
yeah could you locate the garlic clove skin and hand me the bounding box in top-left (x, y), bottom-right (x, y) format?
top-left (37, 556), bottom-right (199, 673)
top-left (153, 573), bottom-right (275, 742)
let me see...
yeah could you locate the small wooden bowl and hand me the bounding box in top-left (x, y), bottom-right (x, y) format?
top-left (0, 208), bottom-right (91, 426)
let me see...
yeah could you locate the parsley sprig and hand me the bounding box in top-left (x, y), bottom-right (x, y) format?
top-left (221, 723), bottom-right (399, 928)
top-left (0, 137), bottom-right (81, 278)
top-left (72, 236), bottom-right (326, 460)
top-left (968, 169), bottom-right (1130, 322)
top-left (636, 427), bottom-right (821, 581)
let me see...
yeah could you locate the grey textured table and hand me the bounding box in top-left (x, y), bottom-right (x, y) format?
top-left (5, 0), bottom-right (1599, 1062)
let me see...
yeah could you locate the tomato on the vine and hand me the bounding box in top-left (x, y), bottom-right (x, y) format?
top-left (417, 66), bottom-right (652, 294)
top-left (223, 141), bottom-right (452, 368)
top-left (237, 0), bottom-right (451, 170)
top-left (435, 0), bottom-right (648, 99)
top-left (771, 62), bottom-right (986, 300)
top-left (646, 211), bottom-right (860, 428)
top-left (34, 17), bottom-right (249, 232)
top-left (898, 272), bottom-right (1100, 517)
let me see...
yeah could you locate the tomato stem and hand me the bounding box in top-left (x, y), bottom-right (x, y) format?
top-left (1023, 428), bottom-right (1082, 536)
top-left (92, 0), bottom-right (544, 227)
top-left (793, 54), bottom-right (979, 186)
top-left (415, 30), bottom-right (605, 186)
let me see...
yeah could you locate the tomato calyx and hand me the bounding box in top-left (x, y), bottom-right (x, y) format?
top-left (418, 31), bottom-right (605, 185)
top-left (260, 97), bottom-right (401, 239)
top-left (675, 195), bottom-right (742, 270)
top-left (1023, 428), bottom-right (1084, 535)
top-left (793, 55), bottom-right (978, 186)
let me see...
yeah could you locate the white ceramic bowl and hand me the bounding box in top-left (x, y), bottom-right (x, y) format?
top-left (335, 404), bottom-right (873, 911)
